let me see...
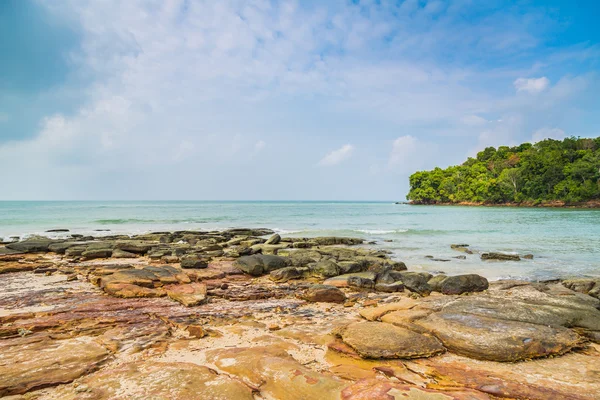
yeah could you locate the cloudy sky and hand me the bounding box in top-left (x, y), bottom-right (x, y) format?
top-left (1, 0), bottom-right (599, 200)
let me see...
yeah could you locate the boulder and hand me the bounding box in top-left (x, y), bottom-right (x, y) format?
top-left (6, 238), bottom-right (59, 253)
top-left (114, 240), bottom-right (157, 254)
top-left (313, 259), bottom-right (340, 277)
top-left (427, 274), bottom-right (448, 292)
top-left (301, 284), bottom-right (346, 303)
top-left (180, 255), bottom-right (209, 269)
top-left (438, 274), bottom-right (489, 295)
top-left (233, 254), bottom-right (289, 276)
top-left (481, 252), bottom-right (520, 261)
top-left (335, 321), bottom-right (444, 359)
top-left (166, 283), bottom-right (208, 307)
top-left (397, 272), bottom-right (433, 295)
top-left (269, 267), bottom-right (302, 282)
top-left (111, 248), bottom-right (138, 258)
top-left (374, 282), bottom-right (404, 293)
top-left (338, 260), bottom-right (370, 274)
top-left (415, 312), bottom-right (582, 362)
top-left (451, 244), bottom-right (473, 254)
top-left (81, 248), bottom-right (113, 259)
top-left (265, 233), bottom-right (281, 245)
top-left (562, 279), bottom-right (600, 298)
top-left (348, 276), bottom-right (375, 290)
top-left (324, 272), bottom-right (377, 288)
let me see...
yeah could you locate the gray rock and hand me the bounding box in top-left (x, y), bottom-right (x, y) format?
top-left (270, 267), bottom-right (302, 282)
top-left (81, 248), bottom-right (113, 259)
top-left (397, 272), bottom-right (433, 295)
top-left (374, 281), bottom-right (405, 293)
top-left (111, 248), bottom-right (138, 258)
top-left (265, 234), bottom-right (281, 245)
top-left (439, 274), bottom-right (489, 295)
top-left (180, 255), bottom-right (209, 269)
top-left (313, 259), bottom-right (340, 278)
top-left (348, 276), bottom-right (375, 290)
top-left (233, 254), bottom-right (289, 276)
top-left (481, 252), bottom-right (520, 261)
top-left (301, 284), bottom-right (346, 303)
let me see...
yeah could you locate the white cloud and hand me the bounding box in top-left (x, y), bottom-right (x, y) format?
top-left (514, 77), bottom-right (550, 93)
top-left (318, 144), bottom-right (354, 166)
top-left (531, 127), bottom-right (565, 143)
top-left (461, 115), bottom-right (488, 126)
top-left (254, 140), bottom-right (266, 151)
top-left (387, 135), bottom-right (437, 174)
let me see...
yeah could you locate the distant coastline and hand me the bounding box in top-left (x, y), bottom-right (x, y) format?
top-left (398, 200), bottom-right (600, 208)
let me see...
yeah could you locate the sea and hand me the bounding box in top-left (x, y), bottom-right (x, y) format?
top-left (1, 201), bottom-right (598, 281)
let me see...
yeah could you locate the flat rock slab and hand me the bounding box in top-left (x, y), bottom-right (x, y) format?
top-left (49, 361), bottom-right (254, 400)
top-left (415, 312), bottom-right (582, 362)
top-left (165, 283), bottom-right (207, 306)
top-left (208, 346), bottom-right (348, 400)
top-left (337, 321), bottom-right (444, 359)
top-left (341, 378), bottom-right (491, 400)
top-left (0, 334), bottom-right (111, 397)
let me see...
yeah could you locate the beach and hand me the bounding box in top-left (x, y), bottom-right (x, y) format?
top-left (1, 225), bottom-right (599, 399)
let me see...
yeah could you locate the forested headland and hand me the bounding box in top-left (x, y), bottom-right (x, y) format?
top-left (407, 137), bottom-right (600, 206)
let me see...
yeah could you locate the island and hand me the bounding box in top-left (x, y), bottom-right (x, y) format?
top-left (407, 137), bottom-right (600, 207)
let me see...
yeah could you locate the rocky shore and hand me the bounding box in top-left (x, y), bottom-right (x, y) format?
top-left (1, 229), bottom-right (599, 399)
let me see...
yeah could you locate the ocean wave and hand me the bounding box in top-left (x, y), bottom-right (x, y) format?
top-left (354, 229), bottom-right (408, 234)
top-left (93, 217), bottom-right (229, 225)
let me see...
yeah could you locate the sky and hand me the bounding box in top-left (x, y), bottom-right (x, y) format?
top-left (1, 0), bottom-right (599, 200)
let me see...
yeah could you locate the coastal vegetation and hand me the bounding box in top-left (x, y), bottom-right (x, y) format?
top-left (407, 137), bottom-right (600, 205)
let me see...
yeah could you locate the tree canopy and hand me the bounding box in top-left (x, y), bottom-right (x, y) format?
top-left (407, 137), bottom-right (600, 205)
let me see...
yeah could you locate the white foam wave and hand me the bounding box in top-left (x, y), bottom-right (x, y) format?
top-left (355, 229), bottom-right (408, 234)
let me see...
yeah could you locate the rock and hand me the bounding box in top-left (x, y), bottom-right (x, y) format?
top-left (374, 281), bottom-right (404, 293)
top-left (64, 245), bottom-right (88, 256)
top-left (279, 249), bottom-right (322, 266)
top-left (301, 284), bottom-right (346, 303)
top-left (114, 240), bottom-right (156, 254)
top-left (438, 274), bottom-right (489, 295)
top-left (233, 254), bottom-right (288, 276)
top-left (269, 267), bottom-right (302, 282)
top-left (416, 312), bottom-right (583, 362)
top-left (441, 294), bottom-right (600, 331)
top-left (312, 237), bottom-right (364, 246)
top-left (6, 238), bottom-right (59, 253)
top-left (523, 254), bottom-right (534, 259)
top-left (481, 252), bottom-right (520, 261)
top-left (166, 283), bottom-right (207, 306)
top-left (341, 379), bottom-right (490, 400)
top-left (161, 255), bottom-right (179, 263)
top-left (265, 233), bottom-right (281, 245)
top-left (50, 361), bottom-right (255, 400)
top-left (208, 346), bottom-right (347, 400)
top-left (0, 335), bottom-right (111, 397)
top-left (323, 272), bottom-right (377, 288)
top-left (180, 255), bottom-right (208, 269)
top-left (337, 260), bottom-right (370, 274)
top-left (397, 272), bottom-right (433, 295)
top-left (348, 276), bottom-right (375, 290)
top-left (335, 321), bottom-right (444, 359)
top-left (45, 229), bottom-right (70, 233)
top-left (563, 279), bottom-right (600, 298)
top-left (313, 259), bottom-right (340, 277)
top-left (454, 255), bottom-right (466, 259)
top-left (251, 243), bottom-right (290, 255)
top-left (427, 274), bottom-right (448, 292)
top-left (225, 228), bottom-right (275, 236)
top-left (103, 283), bottom-right (166, 298)
top-left (111, 248), bottom-right (138, 258)
top-left (451, 244), bottom-right (473, 254)
top-left (81, 248), bottom-right (112, 259)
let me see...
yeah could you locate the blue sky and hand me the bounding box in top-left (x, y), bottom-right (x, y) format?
top-left (1, 0), bottom-right (599, 200)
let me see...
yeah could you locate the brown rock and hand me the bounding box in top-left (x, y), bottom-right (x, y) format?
top-left (165, 283), bottom-right (208, 307)
top-left (0, 334), bottom-right (111, 397)
top-left (336, 321), bottom-right (444, 359)
top-left (415, 312), bottom-right (583, 361)
top-left (50, 361), bottom-right (254, 400)
top-left (301, 284), bottom-right (346, 303)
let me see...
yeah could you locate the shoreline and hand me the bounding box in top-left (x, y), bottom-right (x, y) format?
top-left (1, 228), bottom-right (599, 399)
top-left (400, 199), bottom-right (600, 209)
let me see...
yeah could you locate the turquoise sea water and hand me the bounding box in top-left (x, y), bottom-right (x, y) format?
top-left (0, 201), bottom-right (598, 281)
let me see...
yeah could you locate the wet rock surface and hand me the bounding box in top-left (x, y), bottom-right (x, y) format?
top-left (1, 230), bottom-right (599, 399)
